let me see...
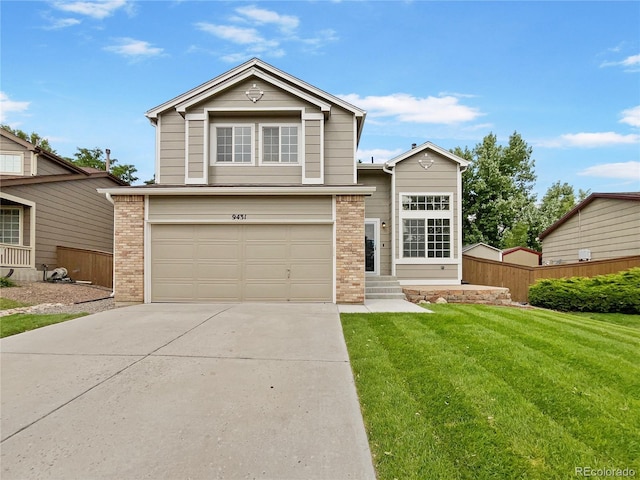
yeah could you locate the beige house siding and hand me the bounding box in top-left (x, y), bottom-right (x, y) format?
top-left (35, 156), bottom-right (72, 176)
top-left (324, 107), bottom-right (356, 185)
top-left (148, 195), bottom-right (332, 222)
top-left (0, 137), bottom-right (32, 176)
top-left (542, 198), bottom-right (640, 263)
top-left (158, 109), bottom-right (185, 184)
top-left (359, 169), bottom-right (392, 275)
top-left (2, 177), bottom-right (117, 268)
top-left (396, 264), bottom-right (458, 282)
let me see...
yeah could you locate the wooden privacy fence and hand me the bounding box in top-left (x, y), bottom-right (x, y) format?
top-left (56, 246), bottom-right (113, 289)
top-left (462, 254), bottom-right (640, 303)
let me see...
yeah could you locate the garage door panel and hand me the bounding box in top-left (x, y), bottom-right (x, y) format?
top-left (151, 223), bottom-right (333, 302)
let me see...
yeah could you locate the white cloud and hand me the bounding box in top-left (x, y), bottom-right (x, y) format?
top-left (0, 92), bottom-right (30, 123)
top-left (196, 23), bottom-right (268, 46)
top-left (52, 0), bottom-right (131, 19)
top-left (235, 5), bottom-right (299, 33)
top-left (620, 105), bottom-right (640, 128)
top-left (44, 17), bottom-right (81, 29)
top-left (560, 132), bottom-right (639, 147)
top-left (338, 93), bottom-right (483, 125)
top-left (104, 38), bottom-right (164, 58)
top-left (600, 53), bottom-right (640, 72)
top-left (356, 148), bottom-right (404, 163)
top-left (578, 161), bottom-right (640, 180)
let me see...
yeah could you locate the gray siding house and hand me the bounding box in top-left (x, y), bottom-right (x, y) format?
top-left (0, 128), bottom-right (126, 280)
top-left (99, 59), bottom-right (468, 305)
top-left (539, 192), bottom-right (640, 264)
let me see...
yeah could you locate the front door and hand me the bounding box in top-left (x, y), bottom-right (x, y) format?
top-left (364, 220), bottom-right (379, 275)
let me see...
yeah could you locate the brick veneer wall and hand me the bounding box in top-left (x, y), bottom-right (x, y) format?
top-left (112, 195), bottom-right (144, 305)
top-left (335, 195), bottom-right (365, 303)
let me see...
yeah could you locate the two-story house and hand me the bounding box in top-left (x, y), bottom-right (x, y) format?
top-left (99, 58), bottom-right (468, 304)
top-left (1, 128), bottom-right (126, 282)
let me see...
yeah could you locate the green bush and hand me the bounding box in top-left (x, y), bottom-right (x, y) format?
top-left (529, 268), bottom-right (640, 314)
top-left (0, 277), bottom-right (16, 288)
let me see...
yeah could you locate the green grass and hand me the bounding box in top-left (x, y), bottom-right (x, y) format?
top-left (572, 311), bottom-right (640, 330)
top-left (0, 297), bottom-right (30, 310)
top-left (341, 304), bottom-right (640, 480)
top-left (0, 313), bottom-right (87, 338)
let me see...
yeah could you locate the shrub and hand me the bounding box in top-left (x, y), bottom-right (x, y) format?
top-left (0, 277), bottom-right (16, 288)
top-left (529, 268), bottom-right (640, 314)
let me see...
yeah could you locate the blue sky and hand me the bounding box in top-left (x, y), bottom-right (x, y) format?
top-left (1, 0), bottom-right (639, 197)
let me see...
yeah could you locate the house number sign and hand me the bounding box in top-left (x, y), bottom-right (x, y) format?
top-left (232, 214), bottom-right (247, 220)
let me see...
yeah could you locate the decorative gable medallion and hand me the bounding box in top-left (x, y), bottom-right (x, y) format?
top-left (418, 152), bottom-right (434, 170)
top-left (245, 83), bottom-right (264, 103)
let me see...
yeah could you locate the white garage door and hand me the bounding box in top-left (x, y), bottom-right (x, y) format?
top-left (151, 224), bottom-right (333, 302)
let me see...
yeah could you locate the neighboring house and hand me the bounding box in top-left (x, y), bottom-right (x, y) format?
top-left (0, 128), bottom-right (127, 281)
top-left (539, 192), bottom-right (640, 264)
top-left (98, 58), bottom-right (468, 305)
top-left (462, 243), bottom-right (503, 262)
top-left (502, 246), bottom-right (541, 267)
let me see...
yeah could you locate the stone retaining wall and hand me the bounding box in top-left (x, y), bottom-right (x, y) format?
top-left (403, 286), bottom-right (513, 306)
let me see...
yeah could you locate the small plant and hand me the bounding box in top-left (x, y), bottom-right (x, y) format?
top-left (0, 277), bottom-right (17, 288)
top-left (529, 267), bottom-right (640, 313)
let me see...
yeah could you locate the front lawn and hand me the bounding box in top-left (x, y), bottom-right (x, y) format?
top-left (341, 304), bottom-right (640, 479)
top-left (0, 313), bottom-right (87, 338)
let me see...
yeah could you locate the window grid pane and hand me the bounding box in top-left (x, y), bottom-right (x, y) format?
top-left (216, 128), bottom-right (232, 162)
top-left (403, 219), bottom-right (425, 257)
top-left (263, 127), bottom-right (279, 163)
top-left (281, 126), bottom-right (298, 163)
top-left (0, 154), bottom-right (22, 174)
top-left (0, 208), bottom-right (20, 244)
top-left (427, 218), bottom-right (451, 258)
top-left (402, 195), bottom-right (450, 211)
top-left (234, 126), bottom-right (252, 163)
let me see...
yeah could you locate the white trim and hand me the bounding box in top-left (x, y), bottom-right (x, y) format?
top-left (391, 167), bottom-right (396, 276)
top-left (144, 196), bottom-right (151, 304)
top-left (98, 186), bottom-right (376, 196)
top-left (0, 192), bottom-right (36, 268)
top-left (385, 142), bottom-right (470, 169)
top-left (364, 218), bottom-right (380, 275)
top-left (210, 123), bottom-right (255, 166)
top-left (0, 205), bottom-right (23, 245)
top-left (398, 192), bottom-right (455, 262)
top-left (176, 68), bottom-right (332, 115)
top-left (301, 112), bottom-right (324, 120)
top-left (258, 123), bottom-right (301, 166)
top-left (184, 119), bottom-right (207, 184)
top-left (301, 114), bottom-right (324, 185)
top-left (146, 219), bottom-right (333, 225)
top-left (456, 165), bottom-right (463, 283)
top-left (398, 279), bottom-right (460, 286)
top-left (352, 116), bottom-right (357, 184)
top-left (332, 195), bottom-right (337, 304)
top-left (30, 152), bottom-right (37, 176)
top-left (155, 115), bottom-right (161, 184)
top-left (0, 151), bottom-right (25, 175)
top-left (185, 113), bottom-right (206, 121)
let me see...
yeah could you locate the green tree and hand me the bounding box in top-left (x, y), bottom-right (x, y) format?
top-left (69, 147), bottom-right (138, 184)
top-left (454, 132), bottom-right (537, 249)
top-left (1, 125), bottom-right (56, 153)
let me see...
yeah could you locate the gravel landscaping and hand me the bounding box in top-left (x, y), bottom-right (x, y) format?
top-left (0, 281), bottom-right (116, 316)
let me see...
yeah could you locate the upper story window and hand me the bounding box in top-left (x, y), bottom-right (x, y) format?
top-left (0, 207), bottom-right (21, 244)
top-left (262, 125), bottom-right (298, 164)
top-left (0, 153), bottom-right (24, 175)
top-left (402, 194), bottom-right (450, 211)
top-left (400, 193), bottom-right (453, 260)
top-left (215, 126), bottom-right (253, 164)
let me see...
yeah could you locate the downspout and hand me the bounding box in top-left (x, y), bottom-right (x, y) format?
top-left (383, 162), bottom-right (395, 275)
top-left (104, 192), bottom-right (116, 298)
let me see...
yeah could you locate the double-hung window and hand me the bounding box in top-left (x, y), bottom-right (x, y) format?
top-left (400, 194), bottom-right (452, 259)
top-left (214, 125), bottom-right (253, 164)
top-left (0, 207), bottom-right (21, 245)
top-left (261, 125), bottom-right (298, 164)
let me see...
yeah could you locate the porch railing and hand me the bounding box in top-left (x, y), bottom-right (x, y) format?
top-left (0, 244), bottom-right (33, 268)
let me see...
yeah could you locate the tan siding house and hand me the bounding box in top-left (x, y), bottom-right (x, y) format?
top-left (502, 246), bottom-right (541, 267)
top-left (99, 58), bottom-right (468, 305)
top-left (462, 243), bottom-right (503, 261)
top-left (539, 193), bottom-right (640, 264)
top-left (1, 128), bottom-right (126, 280)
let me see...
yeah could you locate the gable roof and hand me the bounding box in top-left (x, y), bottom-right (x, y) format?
top-left (0, 128), bottom-right (127, 186)
top-left (145, 58), bottom-right (367, 142)
top-left (502, 246), bottom-right (542, 257)
top-left (462, 242), bottom-right (502, 254)
top-left (385, 142), bottom-right (470, 170)
top-left (538, 192), bottom-right (640, 240)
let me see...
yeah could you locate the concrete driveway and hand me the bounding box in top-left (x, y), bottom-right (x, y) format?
top-left (1, 303), bottom-right (376, 480)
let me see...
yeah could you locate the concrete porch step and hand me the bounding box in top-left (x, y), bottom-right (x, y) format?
top-left (366, 286), bottom-right (405, 294)
top-left (365, 275), bottom-right (406, 300)
top-left (365, 293), bottom-right (408, 300)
